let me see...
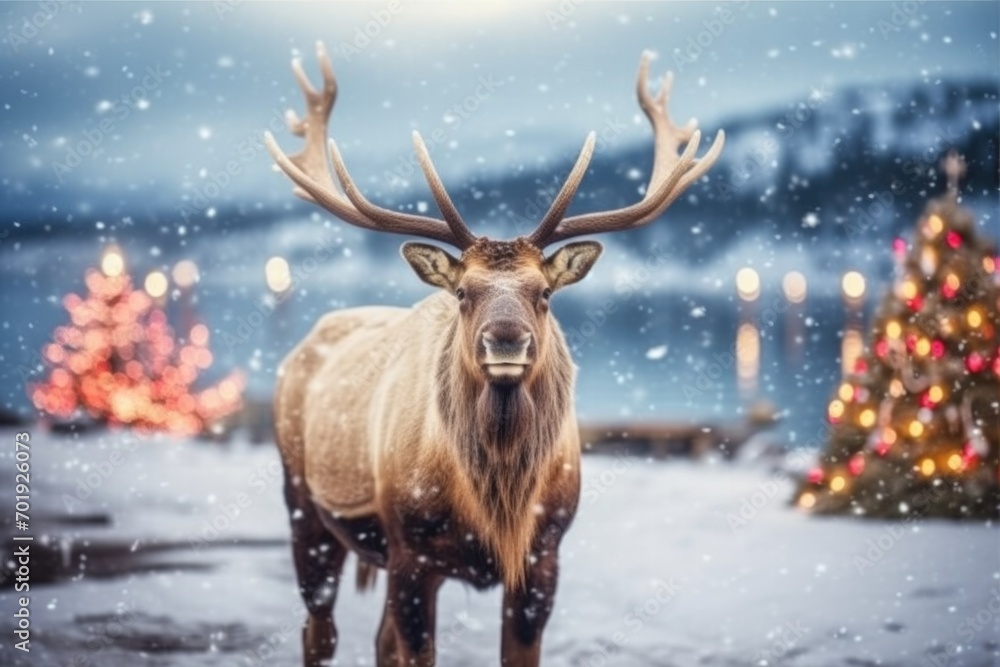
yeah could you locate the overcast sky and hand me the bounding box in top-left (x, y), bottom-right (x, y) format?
top-left (1, 1), bottom-right (997, 216)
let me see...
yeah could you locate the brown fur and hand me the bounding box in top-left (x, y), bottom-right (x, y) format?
top-left (275, 241), bottom-right (585, 589)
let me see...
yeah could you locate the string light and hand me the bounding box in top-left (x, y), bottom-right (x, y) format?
top-left (31, 257), bottom-right (244, 435)
top-left (265, 256), bottom-right (293, 294)
top-left (908, 420), bottom-right (924, 438)
top-left (838, 383), bottom-right (854, 402)
top-left (967, 308), bottom-right (983, 328)
top-left (782, 271), bottom-right (807, 304)
top-left (736, 267), bottom-right (761, 301)
top-left (842, 271), bottom-right (866, 300)
top-left (919, 458), bottom-right (936, 476)
top-left (858, 408), bottom-right (876, 428)
top-left (946, 453), bottom-right (963, 472)
top-left (925, 215), bottom-right (943, 236)
top-left (828, 400), bottom-right (845, 422)
top-left (885, 321), bottom-right (902, 339)
top-left (798, 492), bottom-right (816, 509)
top-left (101, 246), bottom-right (125, 277)
top-left (830, 475), bottom-right (846, 492)
top-left (144, 271), bottom-right (168, 299)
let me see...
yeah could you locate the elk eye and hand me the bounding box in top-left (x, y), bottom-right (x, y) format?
top-left (455, 287), bottom-right (466, 301)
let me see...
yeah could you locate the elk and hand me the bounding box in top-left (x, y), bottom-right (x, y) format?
top-left (267, 42), bottom-right (724, 667)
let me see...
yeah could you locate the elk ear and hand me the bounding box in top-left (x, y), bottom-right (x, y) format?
top-left (401, 242), bottom-right (463, 291)
top-left (543, 241), bottom-right (603, 291)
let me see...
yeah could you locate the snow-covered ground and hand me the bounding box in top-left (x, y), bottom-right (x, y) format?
top-left (1, 428), bottom-right (997, 666)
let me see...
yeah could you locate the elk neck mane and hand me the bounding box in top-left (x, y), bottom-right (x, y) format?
top-left (433, 296), bottom-right (574, 587)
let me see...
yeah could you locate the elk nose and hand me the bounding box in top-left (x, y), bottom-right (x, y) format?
top-left (482, 325), bottom-right (532, 362)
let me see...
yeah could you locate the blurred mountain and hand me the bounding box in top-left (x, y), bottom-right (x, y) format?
top-left (10, 77), bottom-right (996, 269)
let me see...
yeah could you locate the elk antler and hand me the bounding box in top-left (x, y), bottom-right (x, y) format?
top-left (264, 42), bottom-right (478, 249)
top-left (529, 52), bottom-right (725, 248)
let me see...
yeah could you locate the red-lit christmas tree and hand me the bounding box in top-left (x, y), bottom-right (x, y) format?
top-left (30, 250), bottom-right (245, 436)
top-left (795, 154), bottom-right (1000, 519)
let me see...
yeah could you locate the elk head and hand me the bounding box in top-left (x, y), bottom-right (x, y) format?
top-left (264, 43), bottom-right (725, 386)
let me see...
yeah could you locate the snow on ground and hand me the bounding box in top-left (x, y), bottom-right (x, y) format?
top-left (0, 427), bottom-right (997, 666)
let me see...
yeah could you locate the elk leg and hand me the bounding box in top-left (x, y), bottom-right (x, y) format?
top-left (500, 543), bottom-right (559, 666)
top-left (284, 468), bottom-right (347, 667)
top-left (386, 561), bottom-right (443, 666)
top-left (375, 599), bottom-right (399, 667)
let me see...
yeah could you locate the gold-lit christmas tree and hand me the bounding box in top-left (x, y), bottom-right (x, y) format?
top-left (796, 153), bottom-right (1000, 519)
top-left (30, 248), bottom-right (245, 436)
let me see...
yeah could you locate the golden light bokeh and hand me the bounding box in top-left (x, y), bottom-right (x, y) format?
top-left (144, 270), bottom-right (168, 299)
top-left (841, 328), bottom-right (864, 375)
top-left (172, 259), bottom-right (200, 288)
top-left (838, 383), bottom-right (854, 402)
top-left (925, 214), bottom-right (943, 236)
top-left (859, 408), bottom-right (876, 428)
top-left (842, 271), bottom-right (866, 299)
top-left (908, 420), bottom-right (924, 438)
top-left (967, 309), bottom-right (983, 328)
top-left (828, 399), bottom-right (845, 420)
top-left (928, 385), bottom-right (944, 403)
top-left (736, 323), bottom-right (760, 390)
top-left (885, 321), bottom-right (902, 339)
top-left (782, 271), bottom-right (807, 304)
top-left (898, 279), bottom-right (917, 300)
top-left (919, 458), bottom-right (936, 476)
top-left (101, 247), bottom-right (125, 277)
top-left (798, 492), bottom-right (816, 509)
top-left (830, 475), bottom-right (846, 492)
top-left (946, 453), bottom-right (963, 471)
top-left (736, 267), bottom-right (761, 301)
top-left (914, 337), bottom-right (931, 357)
top-left (883, 427), bottom-right (897, 445)
top-left (265, 256), bottom-right (293, 293)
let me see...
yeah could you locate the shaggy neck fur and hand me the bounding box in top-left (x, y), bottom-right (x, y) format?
top-left (436, 318), bottom-right (573, 588)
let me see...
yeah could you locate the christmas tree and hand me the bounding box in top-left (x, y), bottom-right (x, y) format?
top-left (30, 249), bottom-right (245, 436)
top-left (796, 154), bottom-right (1000, 519)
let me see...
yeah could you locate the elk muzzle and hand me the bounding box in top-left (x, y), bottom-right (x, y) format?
top-left (480, 322), bottom-right (533, 381)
